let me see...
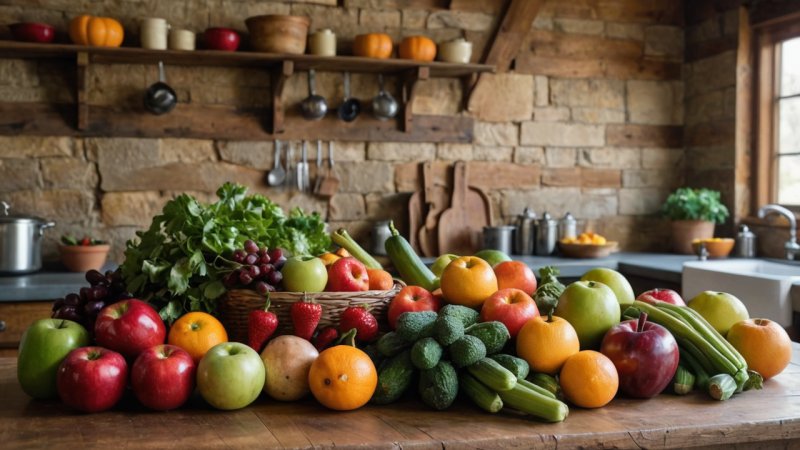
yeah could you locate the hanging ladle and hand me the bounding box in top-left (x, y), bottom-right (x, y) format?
top-left (372, 73), bottom-right (398, 120)
top-left (337, 72), bottom-right (360, 122)
top-left (266, 140), bottom-right (286, 187)
top-left (300, 69), bottom-right (327, 120)
top-left (144, 61), bottom-right (177, 115)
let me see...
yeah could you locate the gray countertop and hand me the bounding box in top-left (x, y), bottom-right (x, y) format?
top-left (0, 263), bottom-right (118, 302)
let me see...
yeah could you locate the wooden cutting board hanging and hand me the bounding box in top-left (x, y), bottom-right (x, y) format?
top-left (407, 190), bottom-right (424, 254)
top-left (438, 161), bottom-right (486, 255)
top-left (418, 161), bottom-right (450, 257)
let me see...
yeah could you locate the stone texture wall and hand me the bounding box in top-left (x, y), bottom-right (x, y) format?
top-left (0, 0), bottom-right (689, 262)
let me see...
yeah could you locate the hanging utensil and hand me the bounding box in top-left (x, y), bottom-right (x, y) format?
top-left (266, 140), bottom-right (286, 187)
top-left (337, 72), bottom-right (360, 122)
top-left (318, 141), bottom-right (339, 197)
top-left (372, 73), bottom-right (398, 120)
top-left (314, 140), bottom-right (324, 194)
top-left (300, 69), bottom-right (327, 120)
top-left (297, 141), bottom-right (309, 192)
top-left (285, 142), bottom-right (295, 191)
top-left (144, 61), bottom-right (177, 115)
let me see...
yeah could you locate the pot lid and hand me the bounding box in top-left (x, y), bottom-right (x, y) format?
top-left (0, 201), bottom-right (51, 224)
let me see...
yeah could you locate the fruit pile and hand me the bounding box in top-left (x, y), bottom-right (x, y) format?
top-left (560, 231), bottom-right (607, 245)
top-left (51, 269), bottom-right (133, 331)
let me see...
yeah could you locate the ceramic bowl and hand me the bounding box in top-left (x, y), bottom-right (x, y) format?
top-left (692, 238), bottom-right (735, 258)
top-left (59, 244), bottom-right (110, 272)
top-left (10, 22), bottom-right (55, 43)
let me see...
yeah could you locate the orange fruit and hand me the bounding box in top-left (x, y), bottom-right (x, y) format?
top-left (439, 256), bottom-right (498, 308)
top-left (308, 344), bottom-right (377, 411)
top-left (367, 268), bottom-right (394, 290)
top-left (726, 318), bottom-right (792, 380)
top-left (167, 312), bottom-right (228, 363)
top-left (559, 350), bottom-right (618, 408)
top-left (318, 252), bottom-right (341, 267)
top-left (517, 315), bottom-right (580, 374)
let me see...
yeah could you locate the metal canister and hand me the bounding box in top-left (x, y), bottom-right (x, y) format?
top-left (535, 212), bottom-right (558, 256)
top-left (483, 226), bottom-right (516, 255)
top-left (735, 224), bottom-right (757, 258)
top-left (558, 212), bottom-right (577, 241)
top-left (370, 220), bottom-right (391, 256)
top-left (514, 208), bottom-right (537, 255)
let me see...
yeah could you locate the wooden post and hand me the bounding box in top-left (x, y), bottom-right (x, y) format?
top-left (76, 52), bottom-right (89, 131)
top-left (481, 0), bottom-right (545, 72)
top-left (402, 66), bottom-right (430, 133)
top-left (270, 60), bottom-right (294, 134)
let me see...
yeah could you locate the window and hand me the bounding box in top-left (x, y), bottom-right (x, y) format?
top-left (754, 19), bottom-right (800, 208)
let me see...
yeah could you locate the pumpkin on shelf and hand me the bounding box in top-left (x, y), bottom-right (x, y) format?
top-left (353, 33), bottom-right (393, 59)
top-left (399, 35), bottom-right (436, 62)
top-left (69, 15), bottom-right (124, 47)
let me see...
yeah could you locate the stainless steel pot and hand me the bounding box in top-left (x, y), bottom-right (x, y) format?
top-left (0, 201), bottom-right (55, 273)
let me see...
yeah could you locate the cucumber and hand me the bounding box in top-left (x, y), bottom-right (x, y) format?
top-left (498, 381), bottom-right (569, 423)
top-left (433, 314), bottom-right (465, 347)
top-left (372, 350), bottom-right (416, 405)
top-left (376, 331), bottom-right (410, 357)
top-left (466, 357), bottom-right (517, 392)
top-left (411, 337), bottom-right (443, 370)
top-left (465, 321), bottom-right (510, 355)
top-left (527, 372), bottom-right (563, 400)
top-left (516, 378), bottom-right (556, 399)
top-left (449, 335), bottom-right (486, 368)
top-left (489, 354), bottom-right (529, 380)
top-left (396, 311), bottom-right (437, 342)
top-left (671, 363), bottom-right (695, 395)
top-left (708, 373), bottom-right (737, 401)
top-left (418, 360), bottom-right (458, 410)
top-left (459, 372), bottom-right (502, 413)
top-left (440, 304), bottom-right (480, 328)
top-left (384, 221), bottom-right (439, 291)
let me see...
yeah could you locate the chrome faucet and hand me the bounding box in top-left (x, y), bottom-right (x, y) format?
top-left (757, 204), bottom-right (800, 260)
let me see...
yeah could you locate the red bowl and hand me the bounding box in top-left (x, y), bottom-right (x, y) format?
top-left (204, 27), bottom-right (240, 51)
top-left (9, 22), bottom-right (55, 43)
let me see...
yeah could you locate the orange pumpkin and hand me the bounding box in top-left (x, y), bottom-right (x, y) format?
top-left (399, 35), bottom-right (436, 61)
top-left (69, 15), bottom-right (124, 47)
top-left (308, 330), bottom-right (377, 410)
top-left (353, 33), bottom-right (393, 59)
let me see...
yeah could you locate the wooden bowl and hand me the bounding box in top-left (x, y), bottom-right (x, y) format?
top-left (59, 244), bottom-right (110, 272)
top-left (558, 241), bottom-right (618, 259)
top-left (245, 15), bottom-right (310, 54)
top-left (692, 238), bottom-right (734, 258)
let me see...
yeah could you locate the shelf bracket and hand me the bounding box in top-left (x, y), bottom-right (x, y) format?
top-left (270, 60), bottom-right (294, 134)
top-left (402, 66), bottom-right (430, 133)
top-left (76, 51), bottom-right (89, 131)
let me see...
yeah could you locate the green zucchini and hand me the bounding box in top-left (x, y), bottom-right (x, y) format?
top-left (459, 372), bottom-right (503, 413)
top-left (497, 382), bottom-right (569, 423)
top-left (376, 331), bottom-right (410, 357)
top-left (372, 350), bottom-right (416, 405)
top-left (516, 378), bottom-right (556, 400)
top-left (331, 228), bottom-right (383, 270)
top-left (466, 357), bottom-right (517, 392)
top-left (384, 221), bottom-right (438, 291)
top-left (527, 372), bottom-right (563, 400)
top-left (707, 373), bottom-right (737, 401)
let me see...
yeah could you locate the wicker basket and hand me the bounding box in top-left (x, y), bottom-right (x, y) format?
top-left (218, 284), bottom-right (403, 343)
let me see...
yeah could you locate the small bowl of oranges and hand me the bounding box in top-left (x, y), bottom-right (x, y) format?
top-left (558, 232), bottom-right (618, 259)
top-left (691, 237), bottom-right (734, 258)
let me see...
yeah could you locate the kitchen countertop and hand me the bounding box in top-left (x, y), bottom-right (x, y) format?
top-left (0, 263), bottom-right (118, 302)
top-left (2, 345), bottom-right (800, 448)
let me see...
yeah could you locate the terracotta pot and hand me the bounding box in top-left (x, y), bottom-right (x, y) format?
top-left (670, 220), bottom-right (714, 254)
top-left (59, 244), bottom-right (110, 272)
top-left (245, 15), bottom-right (310, 54)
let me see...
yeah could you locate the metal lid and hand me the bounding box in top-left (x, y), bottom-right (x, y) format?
top-left (738, 224), bottom-right (755, 237)
top-left (518, 207), bottom-right (537, 220)
top-left (0, 201), bottom-right (50, 225)
top-left (561, 211), bottom-right (576, 223)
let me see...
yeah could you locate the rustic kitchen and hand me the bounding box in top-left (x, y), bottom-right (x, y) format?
top-left (1, 0), bottom-right (800, 448)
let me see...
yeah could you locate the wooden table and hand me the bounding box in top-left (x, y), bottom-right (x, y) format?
top-left (2, 346), bottom-right (800, 449)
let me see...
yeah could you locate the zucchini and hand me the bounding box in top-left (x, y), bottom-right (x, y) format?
top-left (459, 372), bottom-right (503, 413)
top-left (489, 354), bottom-right (529, 380)
top-left (376, 331), bottom-right (410, 357)
top-left (384, 221), bottom-right (439, 291)
top-left (527, 372), bottom-right (563, 400)
top-left (707, 373), bottom-right (737, 401)
top-left (331, 228), bottom-right (383, 270)
top-left (497, 382), bottom-right (569, 423)
top-left (411, 337), bottom-right (443, 370)
top-left (466, 357), bottom-right (517, 392)
top-left (671, 364), bottom-right (695, 395)
top-left (372, 350), bottom-right (416, 405)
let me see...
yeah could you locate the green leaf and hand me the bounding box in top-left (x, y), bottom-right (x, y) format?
top-left (202, 280), bottom-right (227, 300)
top-left (159, 299), bottom-right (184, 325)
top-left (142, 259), bottom-right (171, 282)
top-left (168, 257), bottom-right (192, 295)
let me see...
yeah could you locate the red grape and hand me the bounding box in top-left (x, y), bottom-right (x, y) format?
top-left (245, 253), bottom-right (259, 265)
top-left (267, 270), bottom-right (282, 286)
top-left (248, 265), bottom-right (261, 279)
top-left (244, 239), bottom-right (259, 255)
top-left (254, 281), bottom-right (269, 296)
top-left (239, 272), bottom-right (253, 285)
top-left (232, 249), bottom-right (247, 263)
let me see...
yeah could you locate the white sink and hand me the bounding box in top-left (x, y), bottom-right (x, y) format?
top-left (682, 259), bottom-right (800, 327)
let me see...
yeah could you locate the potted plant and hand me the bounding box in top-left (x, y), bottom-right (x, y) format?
top-left (59, 235), bottom-right (110, 272)
top-left (661, 187), bottom-right (730, 254)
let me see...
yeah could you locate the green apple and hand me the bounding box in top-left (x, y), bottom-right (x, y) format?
top-left (17, 318), bottom-right (90, 399)
top-left (554, 281), bottom-right (621, 350)
top-left (430, 253), bottom-right (459, 277)
top-left (473, 249), bottom-right (512, 268)
top-left (281, 256), bottom-right (328, 292)
top-left (580, 268), bottom-right (635, 306)
top-left (197, 342), bottom-right (266, 410)
top-left (688, 291), bottom-right (749, 336)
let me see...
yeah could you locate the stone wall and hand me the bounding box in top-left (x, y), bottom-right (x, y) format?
top-left (0, 0), bottom-right (689, 262)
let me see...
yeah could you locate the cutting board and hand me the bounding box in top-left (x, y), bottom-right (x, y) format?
top-left (407, 190), bottom-right (424, 254)
top-left (438, 161), bottom-right (489, 255)
top-left (418, 161), bottom-right (449, 257)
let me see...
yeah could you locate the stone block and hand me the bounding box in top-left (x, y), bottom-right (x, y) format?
top-left (0, 85), bottom-right (52, 102)
top-left (331, 141), bottom-right (367, 161)
top-left (642, 148), bottom-right (684, 169)
top-left (329, 193), bottom-right (366, 221)
top-left (367, 142), bottom-right (436, 161)
top-left (550, 79), bottom-right (625, 109)
top-left (101, 191), bottom-right (164, 227)
top-left (503, 187), bottom-right (582, 218)
top-left (437, 143), bottom-right (473, 161)
top-left (412, 78), bottom-right (461, 115)
top-left (360, 9), bottom-right (401, 30)
top-left (622, 169), bottom-right (676, 188)
top-left (579, 147), bottom-right (641, 170)
top-left (402, 10), bottom-right (429, 29)
top-left (514, 147), bottom-right (545, 164)
top-left (606, 124), bottom-right (683, 148)
top-left (218, 140), bottom-right (275, 170)
top-left (685, 90), bottom-right (726, 126)
top-left (0, 59), bottom-right (39, 87)
top-left (0, 136), bottom-right (73, 158)
top-left (534, 75), bottom-right (549, 107)
top-left (159, 139), bottom-right (216, 164)
top-left (618, 188), bottom-right (665, 215)
top-left (532, 107), bottom-right (570, 122)
top-left (687, 16), bottom-right (721, 44)
top-left (627, 80), bottom-right (683, 125)
top-left (291, 4), bottom-right (359, 33)
top-left (579, 190), bottom-right (618, 219)
top-left (34, 190), bottom-right (95, 222)
top-left (0, 158), bottom-right (39, 191)
top-left (541, 168), bottom-right (580, 187)
top-left (41, 158), bottom-right (98, 190)
top-left (554, 18), bottom-right (604, 35)
top-left (582, 169), bottom-right (621, 188)
top-left (468, 73), bottom-right (534, 123)
top-left (521, 123), bottom-right (605, 147)
top-left (644, 26), bottom-right (683, 60)
top-left (685, 51), bottom-right (736, 97)
top-left (545, 147), bottom-right (577, 167)
top-left (337, 161), bottom-right (394, 193)
top-left (427, 10), bottom-right (493, 31)
top-left (474, 122), bottom-right (518, 147)
top-left (473, 146), bottom-right (513, 161)
top-left (571, 108), bottom-right (625, 124)
top-left (606, 22), bottom-right (644, 41)
top-left (365, 192), bottom-right (409, 224)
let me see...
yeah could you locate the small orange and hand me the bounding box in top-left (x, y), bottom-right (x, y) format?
top-left (727, 318), bottom-right (792, 380)
top-left (308, 344), bottom-right (377, 411)
top-left (439, 256), bottom-right (498, 308)
top-left (517, 315), bottom-right (580, 375)
top-left (559, 350), bottom-right (618, 408)
top-left (168, 312), bottom-right (228, 363)
top-left (367, 268), bottom-right (394, 290)
top-left (318, 252), bottom-right (341, 267)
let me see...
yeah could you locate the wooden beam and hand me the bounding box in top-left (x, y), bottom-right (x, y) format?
top-left (481, 0), bottom-right (544, 72)
top-left (270, 60), bottom-right (294, 134)
top-left (76, 52), bottom-right (88, 131)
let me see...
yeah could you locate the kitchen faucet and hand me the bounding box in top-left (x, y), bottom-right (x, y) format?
top-left (757, 204), bottom-right (800, 260)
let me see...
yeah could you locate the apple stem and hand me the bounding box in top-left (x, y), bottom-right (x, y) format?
top-left (58, 319), bottom-right (68, 329)
top-left (637, 312), bottom-right (648, 332)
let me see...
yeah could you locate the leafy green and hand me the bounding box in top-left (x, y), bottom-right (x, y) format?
top-left (120, 182), bottom-right (330, 324)
top-left (661, 187), bottom-right (729, 224)
top-left (533, 266), bottom-right (565, 316)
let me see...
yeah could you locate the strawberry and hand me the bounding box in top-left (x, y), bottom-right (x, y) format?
top-left (312, 326), bottom-right (339, 352)
top-left (338, 305), bottom-right (378, 342)
top-left (80, 236), bottom-right (91, 246)
top-left (248, 298), bottom-right (278, 352)
top-left (290, 298), bottom-right (322, 341)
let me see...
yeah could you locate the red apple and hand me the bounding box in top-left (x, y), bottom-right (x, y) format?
top-left (56, 346), bottom-right (128, 413)
top-left (387, 286), bottom-right (443, 329)
top-left (131, 344), bottom-right (196, 411)
top-left (494, 261), bottom-right (538, 296)
top-left (600, 312), bottom-right (679, 398)
top-left (326, 257), bottom-right (369, 292)
top-left (480, 288), bottom-right (540, 338)
top-left (637, 288), bottom-right (686, 306)
top-left (94, 299), bottom-right (166, 360)
top-left (204, 27), bottom-right (240, 51)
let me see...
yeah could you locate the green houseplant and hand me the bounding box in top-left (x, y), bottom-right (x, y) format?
top-left (661, 188), bottom-right (730, 254)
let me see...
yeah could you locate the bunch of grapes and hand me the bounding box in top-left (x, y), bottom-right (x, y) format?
top-left (51, 269), bottom-right (133, 330)
top-left (222, 239), bottom-right (287, 295)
